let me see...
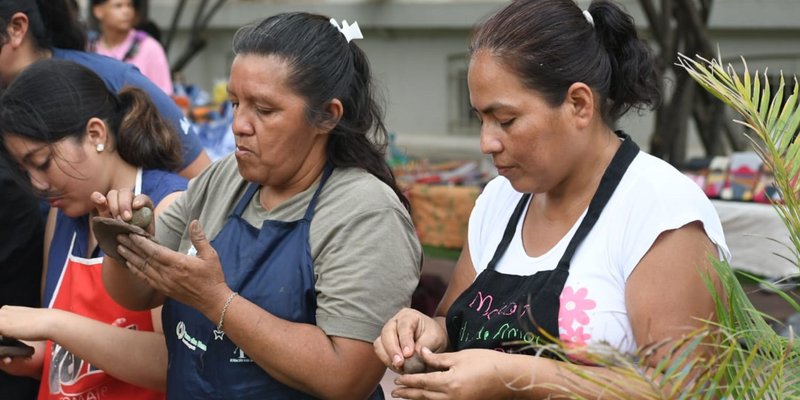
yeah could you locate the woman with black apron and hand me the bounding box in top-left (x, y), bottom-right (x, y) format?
top-left (94, 13), bottom-right (421, 399)
top-left (375, 1), bottom-right (729, 399)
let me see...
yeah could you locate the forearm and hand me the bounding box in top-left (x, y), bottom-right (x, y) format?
top-left (501, 354), bottom-right (681, 399)
top-left (48, 310), bottom-right (167, 391)
top-left (102, 258), bottom-right (164, 310)
top-left (203, 292), bottom-right (383, 399)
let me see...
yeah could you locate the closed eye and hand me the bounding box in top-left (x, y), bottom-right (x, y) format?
top-left (500, 118), bottom-right (515, 128)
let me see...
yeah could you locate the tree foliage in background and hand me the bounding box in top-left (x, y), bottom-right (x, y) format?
top-left (638, 0), bottom-right (747, 165)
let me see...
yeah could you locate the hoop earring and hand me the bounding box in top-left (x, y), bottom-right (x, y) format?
top-left (96, 143), bottom-right (105, 153)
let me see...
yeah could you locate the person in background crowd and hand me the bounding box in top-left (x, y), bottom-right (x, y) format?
top-left (375, 0), bottom-right (730, 398)
top-left (0, 59), bottom-right (187, 400)
top-left (0, 0), bottom-right (210, 179)
top-left (94, 12), bottom-right (421, 399)
top-left (89, 0), bottom-right (174, 95)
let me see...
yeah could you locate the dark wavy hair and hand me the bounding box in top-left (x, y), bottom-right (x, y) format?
top-left (471, 0), bottom-right (662, 125)
top-left (231, 12), bottom-right (409, 210)
top-left (0, 0), bottom-right (85, 50)
top-left (0, 59), bottom-right (182, 180)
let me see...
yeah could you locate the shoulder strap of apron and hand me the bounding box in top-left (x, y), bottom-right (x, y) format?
top-left (232, 164), bottom-right (335, 219)
top-left (302, 163), bottom-right (334, 220)
top-left (555, 133), bottom-right (639, 269)
top-left (486, 193), bottom-right (531, 271)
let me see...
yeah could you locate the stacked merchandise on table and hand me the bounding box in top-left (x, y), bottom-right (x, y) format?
top-left (682, 151), bottom-right (781, 203)
top-left (173, 81), bottom-right (235, 161)
top-left (391, 146), bottom-right (494, 248)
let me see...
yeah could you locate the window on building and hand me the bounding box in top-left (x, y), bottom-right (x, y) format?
top-left (447, 54), bottom-right (480, 135)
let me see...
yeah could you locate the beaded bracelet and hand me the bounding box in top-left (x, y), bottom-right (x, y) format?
top-left (213, 291), bottom-right (239, 340)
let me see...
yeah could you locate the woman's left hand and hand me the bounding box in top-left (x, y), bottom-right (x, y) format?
top-left (116, 219), bottom-right (230, 313)
top-left (392, 348), bottom-right (524, 400)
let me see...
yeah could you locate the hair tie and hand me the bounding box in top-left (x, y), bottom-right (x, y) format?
top-left (329, 18), bottom-right (363, 43)
top-left (583, 10), bottom-right (595, 27)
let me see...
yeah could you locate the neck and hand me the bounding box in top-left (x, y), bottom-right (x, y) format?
top-left (259, 154), bottom-right (328, 211)
top-left (533, 128), bottom-right (620, 221)
top-left (100, 28), bottom-right (131, 48)
top-left (107, 161), bottom-right (140, 195)
top-left (3, 44), bottom-right (50, 87)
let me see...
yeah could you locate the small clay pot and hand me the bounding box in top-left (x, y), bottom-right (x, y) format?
top-left (92, 207), bottom-right (155, 265)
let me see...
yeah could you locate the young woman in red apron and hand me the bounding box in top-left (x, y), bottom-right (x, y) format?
top-left (0, 59), bottom-right (186, 399)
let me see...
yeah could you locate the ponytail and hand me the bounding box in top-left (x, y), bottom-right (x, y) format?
top-left (325, 43), bottom-right (409, 210)
top-left (471, 0), bottom-right (662, 125)
top-left (588, 0), bottom-right (661, 121)
top-left (115, 87), bottom-right (183, 172)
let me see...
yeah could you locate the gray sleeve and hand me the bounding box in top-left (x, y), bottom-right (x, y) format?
top-left (155, 191), bottom-right (188, 252)
top-left (314, 208), bottom-right (422, 343)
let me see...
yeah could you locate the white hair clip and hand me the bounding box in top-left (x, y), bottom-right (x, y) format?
top-left (330, 18), bottom-right (363, 43)
top-left (582, 10), bottom-right (595, 27)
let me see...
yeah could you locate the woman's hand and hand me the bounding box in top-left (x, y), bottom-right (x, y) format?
top-left (116, 219), bottom-right (230, 313)
top-left (374, 308), bottom-right (449, 374)
top-left (0, 306), bottom-right (56, 378)
top-left (91, 189), bottom-right (156, 235)
top-left (392, 348), bottom-right (524, 400)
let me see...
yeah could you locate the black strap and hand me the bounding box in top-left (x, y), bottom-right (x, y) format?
top-left (555, 134), bottom-right (639, 269)
top-left (486, 133), bottom-right (639, 272)
top-left (486, 193), bottom-right (530, 271)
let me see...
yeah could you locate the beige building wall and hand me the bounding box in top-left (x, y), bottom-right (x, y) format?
top-left (145, 0), bottom-right (800, 160)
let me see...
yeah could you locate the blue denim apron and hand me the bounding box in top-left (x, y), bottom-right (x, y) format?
top-left (163, 165), bottom-right (384, 399)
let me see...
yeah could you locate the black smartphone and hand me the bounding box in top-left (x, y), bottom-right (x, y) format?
top-left (0, 336), bottom-right (35, 358)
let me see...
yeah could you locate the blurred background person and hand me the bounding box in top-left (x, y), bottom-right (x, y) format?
top-left (89, 0), bottom-right (174, 95)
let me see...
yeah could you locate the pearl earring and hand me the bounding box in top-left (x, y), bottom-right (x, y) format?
top-left (96, 143), bottom-right (105, 153)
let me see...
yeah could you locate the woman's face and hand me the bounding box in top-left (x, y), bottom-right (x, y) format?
top-left (4, 134), bottom-right (103, 217)
top-left (227, 54), bottom-right (329, 189)
top-left (93, 0), bottom-right (135, 33)
top-left (468, 50), bottom-right (580, 194)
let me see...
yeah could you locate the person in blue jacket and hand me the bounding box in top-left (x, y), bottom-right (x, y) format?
top-left (0, 0), bottom-right (210, 178)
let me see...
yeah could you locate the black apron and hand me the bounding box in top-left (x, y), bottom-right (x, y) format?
top-left (445, 133), bottom-right (639, 353)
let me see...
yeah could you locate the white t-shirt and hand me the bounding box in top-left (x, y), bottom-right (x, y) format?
top-left (468, 151), bottom-right (730, 354)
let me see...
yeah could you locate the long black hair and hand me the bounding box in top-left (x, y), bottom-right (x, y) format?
top-left (0, 59), bottom-right (182, 177)
top-left (0, 0), bottom-right (85, 50)
top-left (231, 12), bottom-right (409, 210)
top-left (471, 0), bottom-right (661, 125)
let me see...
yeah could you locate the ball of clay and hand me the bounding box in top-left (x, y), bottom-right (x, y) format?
top-left (130, 207), bottom-right (153, 228)
top-left (402, 353), bottom-right (427, 374)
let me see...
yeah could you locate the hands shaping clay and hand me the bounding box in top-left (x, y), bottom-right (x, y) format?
top-left (92, 207), bottom-right (154, 265)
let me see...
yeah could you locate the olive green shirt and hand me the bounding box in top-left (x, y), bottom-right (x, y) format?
top-left (156, 154), bottom-right (422, 342)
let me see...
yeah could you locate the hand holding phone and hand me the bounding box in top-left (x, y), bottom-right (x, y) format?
top-left (0, 336), bottom-right (35, 358)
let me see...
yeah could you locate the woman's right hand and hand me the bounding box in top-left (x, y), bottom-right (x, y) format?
top-left (373, 308), bottom-right (448, 374)
top-left (91, 189), bottom-right (156, 234)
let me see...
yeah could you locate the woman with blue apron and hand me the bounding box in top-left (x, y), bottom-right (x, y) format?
top-left (162, 165), bottom-right (383, 399)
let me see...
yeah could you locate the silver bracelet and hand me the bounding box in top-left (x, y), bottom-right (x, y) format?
top-left (213, 291), bottom-right (239, 340)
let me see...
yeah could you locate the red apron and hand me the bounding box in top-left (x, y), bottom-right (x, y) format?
top-left (38, 232), bottom-right (164, 400)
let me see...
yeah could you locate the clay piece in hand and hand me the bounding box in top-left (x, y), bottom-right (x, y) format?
top-left (92, 207), bottom-right (155, 265)
top-left (402, 352), bottom-right (428, 374)
top-left (0, 336), bottom-right (34, 358)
